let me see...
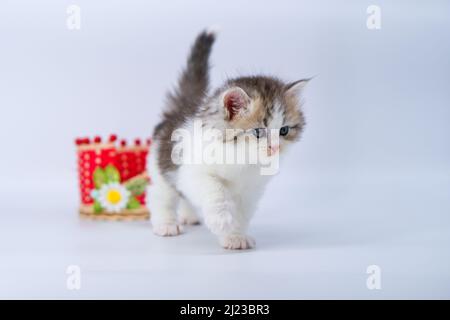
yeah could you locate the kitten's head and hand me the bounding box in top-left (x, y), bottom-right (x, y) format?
top-left (212, 76), bottom-right (308, 158)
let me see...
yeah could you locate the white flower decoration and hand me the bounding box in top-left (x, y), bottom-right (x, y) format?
top-left (90, 189), bottom-right (99, 200)
top-left (98, 182), bottom-right (130, 213)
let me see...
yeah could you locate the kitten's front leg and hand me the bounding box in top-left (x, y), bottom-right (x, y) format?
top-left (199, 176), bottom-right (255, 250)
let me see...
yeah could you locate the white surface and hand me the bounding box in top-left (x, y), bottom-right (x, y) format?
top-left (0, 0), bottom-right (449, 299)
top-left (1, 172), bottom-right (450, 299)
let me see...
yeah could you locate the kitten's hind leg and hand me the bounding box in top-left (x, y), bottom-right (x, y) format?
top-left (148, 175), bottom-right (182, 237)
top-left (178, 197), bottom-right (200, 225)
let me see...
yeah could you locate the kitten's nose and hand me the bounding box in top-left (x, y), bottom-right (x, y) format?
top-left (268, 145), bottom-right (280, 156)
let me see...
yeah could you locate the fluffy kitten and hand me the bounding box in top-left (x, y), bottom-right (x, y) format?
top-left (148, 30), bottom-right (308, 249)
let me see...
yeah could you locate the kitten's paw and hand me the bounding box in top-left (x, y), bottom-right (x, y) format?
top-left (152, 223), bottom-right (183, 237)
top-left (219, 234), bottom-right (256, 250)
top-left (178, 214), bottom-right (201, 225)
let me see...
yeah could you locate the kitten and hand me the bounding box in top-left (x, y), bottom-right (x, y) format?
top-left (148, 29), bottom-right (308, 249)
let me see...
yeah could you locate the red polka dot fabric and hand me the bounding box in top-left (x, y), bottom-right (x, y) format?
top-left (76, 136), bottom-right (151, 206)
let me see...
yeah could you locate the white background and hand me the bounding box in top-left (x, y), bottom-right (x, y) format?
top-left (0, 0), bottom-right (449, 298)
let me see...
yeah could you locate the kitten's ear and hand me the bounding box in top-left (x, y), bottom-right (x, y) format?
top-left (223, 87), bottom-right (251, 120)
top-left (285, 78), bottom-right (310, 96)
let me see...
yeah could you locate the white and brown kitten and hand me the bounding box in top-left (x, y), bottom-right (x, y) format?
top-left (148, 30), bottom-right (308, 249)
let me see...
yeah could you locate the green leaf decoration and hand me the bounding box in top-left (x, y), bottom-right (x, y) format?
top-left (125, 177), bottom-right (148, 196)
top-left (127, 196), bottom-right (141, 210)
top-left (93, 167), bottom-right (106, 189)
top-left (93, 200), bottom-right (103, 214)
top-left (105, 165), bottom-right (120, 183)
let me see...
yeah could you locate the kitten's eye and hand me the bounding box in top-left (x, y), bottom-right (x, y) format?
top-left (280, 126), bottom-right (290, 136)
top-left (253, 128), bottom-right (263, 139)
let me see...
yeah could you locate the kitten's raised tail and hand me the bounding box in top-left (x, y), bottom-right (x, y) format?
top-left (169, 29), bottom-right (217, 111)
